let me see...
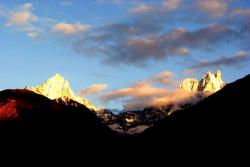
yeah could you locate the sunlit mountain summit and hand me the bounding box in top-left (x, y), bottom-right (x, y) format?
top-left (180, 70), bottom-right (224, 93)
top-left (28, 73), bottom-right (98, 111)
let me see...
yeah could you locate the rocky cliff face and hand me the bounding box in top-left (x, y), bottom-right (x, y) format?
top-left (180, 70), bottom-right (224, 93)
top-left (28, 74), bottom-right (98, 111)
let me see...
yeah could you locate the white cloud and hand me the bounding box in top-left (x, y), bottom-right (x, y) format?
top-left (7, 11), bottom-right (37, 26)
top-left (52, 22), bottom-right (90, 35)
top-left (3, 3), bottom-right (41, 38)
top-left (6, 3), bottom-right (37, 26)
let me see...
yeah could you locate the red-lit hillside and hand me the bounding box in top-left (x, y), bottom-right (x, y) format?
top-left (0, 89), bottom-right (115, 139)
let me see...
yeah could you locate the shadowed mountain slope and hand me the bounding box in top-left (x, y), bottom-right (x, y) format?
top-left (0, 89), bottom-right (116, 141)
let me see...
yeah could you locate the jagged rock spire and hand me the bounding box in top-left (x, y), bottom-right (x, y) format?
top-left (180, 70), bottom-right (224, 93)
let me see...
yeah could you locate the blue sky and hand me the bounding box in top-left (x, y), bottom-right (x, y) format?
top-left (1, 0), bottom-right (250, 110)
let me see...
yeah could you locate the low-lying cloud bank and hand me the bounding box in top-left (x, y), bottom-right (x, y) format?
top-left (79, 84), bottom-right (107, 97)
top-left (100, 70), bottom-right (203, 110)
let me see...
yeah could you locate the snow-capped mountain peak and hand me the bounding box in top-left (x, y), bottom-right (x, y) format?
top-left (28, 74), bottom-right (98, 111)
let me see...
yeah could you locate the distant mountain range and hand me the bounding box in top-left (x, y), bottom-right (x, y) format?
top-left (0, 72), bottom-right (249, 147)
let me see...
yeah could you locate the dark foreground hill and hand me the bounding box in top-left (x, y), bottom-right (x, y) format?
top-left (0, 89), bottom-right (117, 143)
top-left (0, 74), bottom-right (249, 152)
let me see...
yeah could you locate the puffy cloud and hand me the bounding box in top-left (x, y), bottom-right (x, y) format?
top-left (3, 3), bottom-right (41, 38)
top-left (63, 1), bottom-right (250, 68)
top-left (189, 51), bottom-right (249, 70)
top-left (2, 0), bottom-right (244, 70)
top-left (79, 84), bottom-right (107, 97)
top-left (7, 11), bottom-right (37, 26)
top-left (6, 3), bottom-right (37, 26)
top-left (52, 22), bottom-right (90, 36)
top-left (197, 0), bottom-right (228, 18)
top-left (163, 0), bottom-right (182, 10)
top-left (74, 23), bottom-right (235, 66)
